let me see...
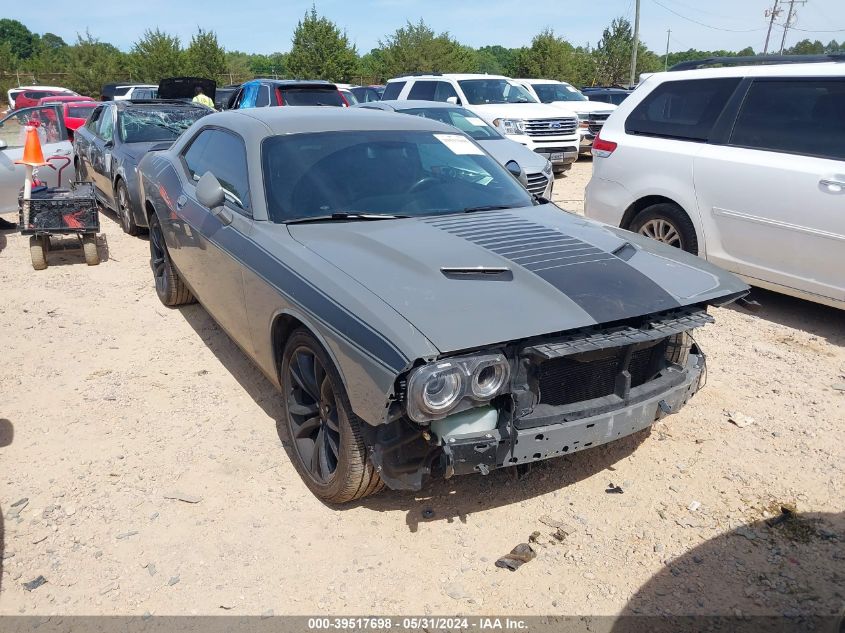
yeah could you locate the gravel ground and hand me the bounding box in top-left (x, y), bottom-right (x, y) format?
top-left (0, 159), bottom-right (843, 618)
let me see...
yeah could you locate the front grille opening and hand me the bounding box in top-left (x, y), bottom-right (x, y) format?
top-left (536, 339), bottom-right (669, 407)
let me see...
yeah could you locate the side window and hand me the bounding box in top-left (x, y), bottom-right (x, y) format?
top-left (256, 84), bottom-right (271, 107)
top-left (382, 81), bottom-right (406, 100)
top-left (230, 89), bottom-right (244, 109)
top-left (97, 107), bottom-right (114, 142)
top-left (86, 107), bottom-right (103, 132)
top-left (0, 106), bottom-right (64, 147)
top-left (625, 78), bottom-right (740, 142)
top-left (729, 79), bottom-right (845, 161)
top-left (182, 129), bottom-right (251, 212)
top-left (239, 83), bottom-right (259, 109)
top-left (433, 81), bottom-right (460, 103)
top-left (408, 81), bottom-right (437, 101)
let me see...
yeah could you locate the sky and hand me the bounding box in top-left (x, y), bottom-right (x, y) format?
top-left (7, 0), bottom-right (845, 56)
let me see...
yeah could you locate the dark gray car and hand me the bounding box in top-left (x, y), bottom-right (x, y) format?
top-left (74, 100), bottom-right (211, 234)
top-left (357, 100), bottom-right (554, 198)
top-left (138, 107), bottom-right (748, 503)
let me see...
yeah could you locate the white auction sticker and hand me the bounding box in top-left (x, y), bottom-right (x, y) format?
top-left (434, 133), bottom-right (484, 155)
top-left (465, 116), bottom-right (487, 127)
top-left (565, 85), bottom-right (579, 92)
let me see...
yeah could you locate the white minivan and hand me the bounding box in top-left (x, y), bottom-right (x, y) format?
top-left (584, 60), bottom-right (845, 309)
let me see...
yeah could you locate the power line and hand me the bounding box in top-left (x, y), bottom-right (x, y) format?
top-left (650, 0), bottom-right (766, 32)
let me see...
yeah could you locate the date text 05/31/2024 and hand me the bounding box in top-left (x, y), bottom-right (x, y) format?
top-left (307, 618), bottom-right (529, 630)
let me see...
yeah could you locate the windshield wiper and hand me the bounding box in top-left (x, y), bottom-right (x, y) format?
top-left (285, 212), bottom-right (409, 225)
top-left (461, 205), bottom-right (517, 214)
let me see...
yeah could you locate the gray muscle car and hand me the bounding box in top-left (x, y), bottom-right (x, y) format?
top-left (138, 107), bottom-right (749, 503)
top-left (74, 100), bottom-right (210, 235)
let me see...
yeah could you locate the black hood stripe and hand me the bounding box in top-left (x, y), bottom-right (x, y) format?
top-left (425, 213), bottom-right (681, 323)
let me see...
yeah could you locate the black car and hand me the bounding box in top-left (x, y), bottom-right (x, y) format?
top-left (227, 79), bottom-right (345, 109)
top-left (214, 84), bottom-right (240, 110)
top-left (350, 85), bottom-right (384, 103)
top-left (74, 100), bottom-right (211, 235)
top-left (581, 87), bottom-right (632, 105)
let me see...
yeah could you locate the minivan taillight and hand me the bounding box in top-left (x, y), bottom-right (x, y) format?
top-left (591, 133), bottom-right (617, 158)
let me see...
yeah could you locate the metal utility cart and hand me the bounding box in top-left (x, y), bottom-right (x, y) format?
top-left (18, 182), bottom-right (100, 270)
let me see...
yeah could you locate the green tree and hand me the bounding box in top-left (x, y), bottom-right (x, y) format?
top-left (66, 31), bottom-right (129, 98)
top-left (286, 6), bottom-right (358, 81)
top-left (224, 51), bottom-right (253, 84)
top-left (786, 39), bottom-right (825, 55)
top-left (356, 48), bottom-right (386, 81)
top-left (592, 17), bottom-right (659, 86)
top-left (508, 29), bottom-right (596, 84)
top-left (0, 19), bottom-right (37, 59)
top-left (185, 28), bottom-right (226, 79)
top-left (0, 41), bottom-right (18, 74)
top-left (247, 52), bottom-right (287, 77)
top-left (130, 28), bottom-right (183, 83)
top-left (475, 45), bottom-right (517, 75)
top-left (378, 19), bottom-right (476, 77)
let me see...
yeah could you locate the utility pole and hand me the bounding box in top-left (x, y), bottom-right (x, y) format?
top-left (664, 29), bottom-right (671, 71)
top-left (630, 0), bottom-right (641, 87)
top-left (763, 0), bottom-right (780, 54)
top-left (779, 0), bottom-right (806, 54)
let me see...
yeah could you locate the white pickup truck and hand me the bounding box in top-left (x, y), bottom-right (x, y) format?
top-left (383, 74), bottom-right (580, 173)
top-left (514, 79), bottom-right (617, 152)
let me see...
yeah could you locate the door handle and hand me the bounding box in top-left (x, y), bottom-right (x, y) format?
top-left (819, 178), bottom-right (845, 192)
top-left (176, 194), bottom-right (187, 210)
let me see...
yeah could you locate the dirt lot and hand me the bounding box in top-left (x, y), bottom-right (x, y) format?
top-left (0, 158), bottom-right (843, 618)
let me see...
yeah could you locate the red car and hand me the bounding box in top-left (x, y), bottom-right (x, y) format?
top-left (35, 95), bottom-right (95, 107)
top-left (13, 87), bottom-right (78, 110)
top-left (34, 97), bottom-right (98, 138)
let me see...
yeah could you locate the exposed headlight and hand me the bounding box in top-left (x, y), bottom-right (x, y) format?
top-left (542, 160), bottom-right (553, 176)
top-left (492, 118), bottom-right (526, 135)
top-left (406, 353), bottom-right (510, 422)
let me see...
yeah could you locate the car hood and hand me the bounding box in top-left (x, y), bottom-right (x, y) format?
top-left (288, 205), bottom-right (748, 354)
top-left (477, 138), bottom-right (549, 174)
top-left (468, 103), bottom-right (571, 122)
top-left (545, 100), bottom-right (616, 115)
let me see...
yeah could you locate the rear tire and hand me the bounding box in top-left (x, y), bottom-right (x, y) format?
top-left (29, 236), bottom-right (48, 270)
top-left (280, 329), bottom-right (383, 503)
top-left (82, 235), bottom-right (99, 265)
top-left (629, 203), bottom-right (699, 255)
top-left (149, 213), bottom-right (195, 306)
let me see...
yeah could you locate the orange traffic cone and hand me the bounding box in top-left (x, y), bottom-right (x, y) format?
top-left (15, 125), bottom-right (47, 168)
top-left (17, 125), bottom-right (47, 229)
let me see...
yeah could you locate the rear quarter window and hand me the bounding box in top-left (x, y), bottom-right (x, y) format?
top-left (625, 78), bottom-right (740, 142)
top-left (382, 81), bottom-right (406, 100)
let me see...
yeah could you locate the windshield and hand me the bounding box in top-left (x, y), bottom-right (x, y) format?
top-left (118, 106), bottom-right (208, 143)
top-left (280, 88), bottom-right (344, 106)
top-left (532, 83), bottom-right (587, 103)
top-left (457, 79), bottom-right (536, 105)
top-left (399, 107), bottom-right (502, 141)
top-left (262, 130), bottom-right (532, 222)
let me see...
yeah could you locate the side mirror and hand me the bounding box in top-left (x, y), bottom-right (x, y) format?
top-left (196, 171), bottom-right (226, 212)
top-left (0, 138), bottom-right (7, 150)
top-left (104, 140), bottom-right (114, 149)
top-left (505, 160), bottom-right (522, 178)
top-left (446, 96), bottom-right (459, 105)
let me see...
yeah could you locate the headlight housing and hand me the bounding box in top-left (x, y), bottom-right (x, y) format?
top-left (542, 160), bottom-right (553, 176)
top-left (575, 112), bottom-right (590, 129)
top-left (406, 353), bottom-right (510, 422)
top-left (492, 118), bottom-right (526, 135)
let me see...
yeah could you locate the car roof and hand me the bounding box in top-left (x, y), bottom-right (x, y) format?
top-left (514, 78), bottom-right (572, 85)
top-left (208, 106), bottom-right (464, 135)
top-left (375, 99), bottom-right (470, 111)
top-left (388, 73), bottom-right (509, 82)
top-left (649, 61), bottom-right (843, 82)
top-left (247, 79), bottom-right (338, 88)
top-left (11, 86), bottom-right (73, 92)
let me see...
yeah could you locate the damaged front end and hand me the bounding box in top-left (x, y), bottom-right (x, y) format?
top-left (364, 307), bottom-right (714, 491)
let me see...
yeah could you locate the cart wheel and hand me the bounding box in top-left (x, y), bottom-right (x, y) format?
top-left (82, 235), bottom-right (100, 266)
top-left (29, 236), bottom-right (48, 270)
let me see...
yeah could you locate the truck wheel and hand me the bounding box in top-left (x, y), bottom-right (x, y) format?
top-left (116, 180), bottom-right (140, 236)
top-left (630, 203), bottom-right (699, 255)
top-left (280, 329), bottom-right (383, 503)
top-left (149, 213), bottom-right (194, 306)
top-left (29, 236), bottom-right (48, 270)
top-left (82, 235), bottom-right (99, 265)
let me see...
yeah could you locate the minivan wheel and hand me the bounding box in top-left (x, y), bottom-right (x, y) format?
top-left (280, 329), bottom-right (383, 503)
top-left (630, 203), bottom-right (699, 255)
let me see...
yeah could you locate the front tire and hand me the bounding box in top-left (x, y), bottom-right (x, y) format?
top-left (149, 213), bottom-right (195, 306)
top-left (280, 329), bottom-right (383, 503)
top-left (115, 180), bottom-right (140, 236)
top-left (629, 203), bottom-right (699, 255)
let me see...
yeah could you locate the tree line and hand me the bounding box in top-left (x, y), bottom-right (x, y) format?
top-left (2, 8), bottom-right (844, 100)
